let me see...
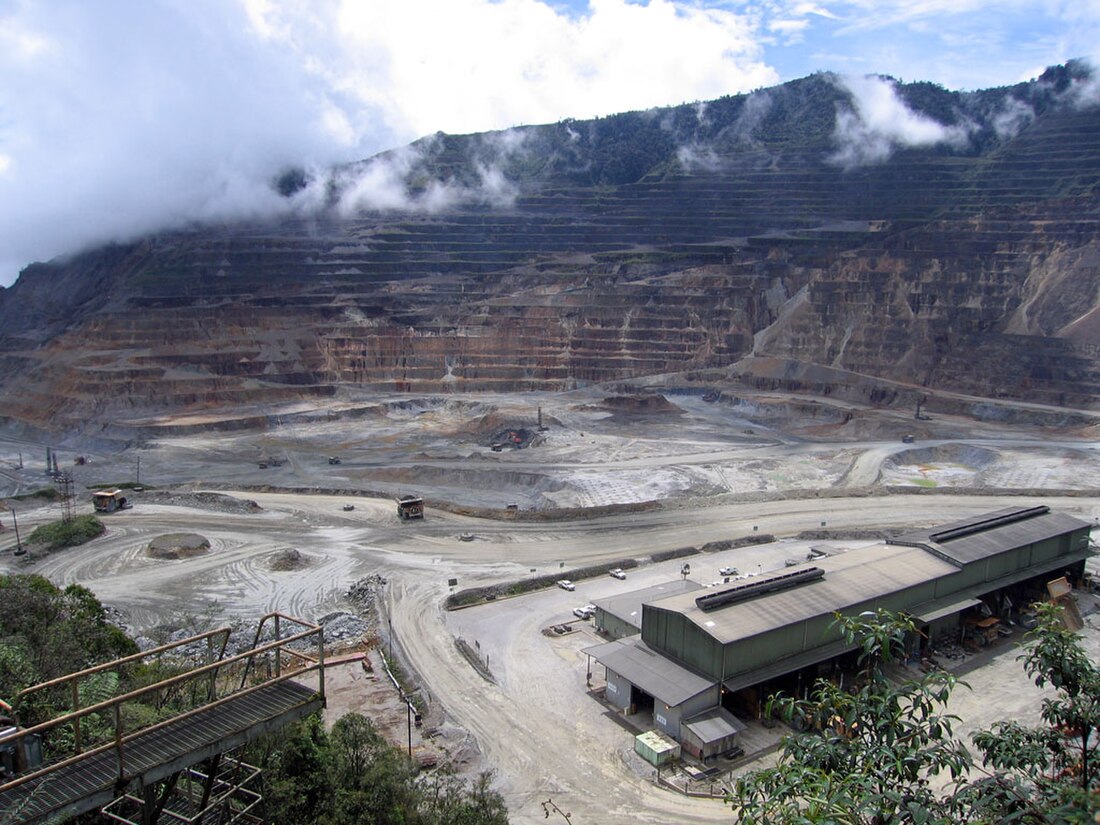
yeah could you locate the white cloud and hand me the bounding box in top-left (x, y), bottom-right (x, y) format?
top-left (769, 18), bottom-right (810, 40)
top-left (0, 0), bottom-right (1097, 286)
top-left (992, 95), bottom-right (1035, 139)
top-left (791, 1), bottom-right (1100, 92)
top-left (791, 2), bottom-right (839, 19)
top-left (676, 143), bottom-right (722, 171)
top-left (1066, 70), bottom-right (1100, 109)
top-left (0, 13), bottom-right (51, 61)
top-left (832, 0), bottom-right (1011, 32)
top-left (0, 0), bottom-right (778, 286)
top-left (335, 146), bottom-right (444, 214)
top-left (329, 126), bottom-right (528, 216)
top-left (0, 1), bottom-right (361, 286)
top-left (324, 0), bottom-right (775, 136)
top-left (829, 74), bottom-right (974, 168)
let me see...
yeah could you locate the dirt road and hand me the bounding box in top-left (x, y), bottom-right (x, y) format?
top-left (1, 387), bottom-right (1098, 823)
top-left (5, 489), bottom-right (1097, 824)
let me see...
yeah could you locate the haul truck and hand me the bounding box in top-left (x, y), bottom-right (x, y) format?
top-left (397, 495), bottom-right (424, 521)
top-left (92, 489), bottom-right (130, 513)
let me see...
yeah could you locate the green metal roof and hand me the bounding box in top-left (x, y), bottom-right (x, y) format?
top-left (646, 542), bottom-right (955, 645)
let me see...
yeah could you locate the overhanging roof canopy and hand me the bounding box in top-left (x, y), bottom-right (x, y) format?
top-left (910, 596), bottom-right (983, 624)
top-left (585, 637), bottom-right (715, 707)
top-left (721, 637), bottom-right (857, 694)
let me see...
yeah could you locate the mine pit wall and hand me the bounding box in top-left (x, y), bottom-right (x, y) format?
top-left (751, 210), bottom-right (1100, 410)
top-left (0, 258), bottom-right (796, 429)
top-left (3, 86), bottom-right (1100, 429)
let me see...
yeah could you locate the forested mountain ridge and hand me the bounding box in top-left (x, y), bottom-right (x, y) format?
top-left (1, 62), bottom-right (1098, 435)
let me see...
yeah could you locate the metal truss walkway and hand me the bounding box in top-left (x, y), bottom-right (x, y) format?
top-left (0, 613), bottom-right (325, 824)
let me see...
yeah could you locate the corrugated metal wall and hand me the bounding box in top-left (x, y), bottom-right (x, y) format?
top-left (604, 669), bottom-right (631, 711)
top-left (596, 610), bottom-right (639, 640)
top-left (638, 525), bottom-right (1093, 698)
top-left (643, 606), bottom-right (723, 676)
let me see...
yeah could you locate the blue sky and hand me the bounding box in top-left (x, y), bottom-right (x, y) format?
top-left (0, 0), bottom-right (1098, 285)
top-left (547, 0), bottom-right (1099, 92)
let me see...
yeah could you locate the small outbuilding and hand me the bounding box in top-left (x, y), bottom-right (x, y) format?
top-left (680, 706), bottom-right (746, 761)
top-left (634, 730), bottom-right (680, 767)
top-left (585, 636), bottom-right (718, 740)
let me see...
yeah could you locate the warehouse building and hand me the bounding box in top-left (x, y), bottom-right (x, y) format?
top-left (591, 579), bottom-right (701, 639)
top-left (586, 505), bottom-right (1092, 757)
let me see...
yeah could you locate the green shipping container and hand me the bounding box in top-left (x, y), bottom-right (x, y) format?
top-left (634, 730), bottom-right (680, 766)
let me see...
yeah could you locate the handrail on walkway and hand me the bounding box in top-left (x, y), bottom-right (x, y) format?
top-left (0, 612), bottom-right (324, 795)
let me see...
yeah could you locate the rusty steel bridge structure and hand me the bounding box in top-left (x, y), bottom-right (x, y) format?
top-left (0, 613), bottom-right (325, 824)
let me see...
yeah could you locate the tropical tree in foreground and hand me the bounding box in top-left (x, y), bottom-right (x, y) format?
top-left (253, 712), bottom-right (510, 825)
top-left (728, 605), bottom-right (1099, 823)
top-left (729, 610), bottom-right (972, 824)
top-left (970, 601), bottom-right (1100, 822)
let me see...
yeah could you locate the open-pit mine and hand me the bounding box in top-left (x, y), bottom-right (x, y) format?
top-left (1, 63), bottom-right (1099, 824)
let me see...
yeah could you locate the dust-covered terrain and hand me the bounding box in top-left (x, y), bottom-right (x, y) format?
top-left (4, 386), bottom-right (1097, 509)
top-left (1, 385), bottom-right (1098, 824)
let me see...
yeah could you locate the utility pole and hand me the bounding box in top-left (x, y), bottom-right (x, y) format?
top-left (136, 456), bottom-right (141, 486)
top-left (11, 507), bottom-right (23, 555)
top-left (405, 694), bottom-right (413, 759)
top-left (56, 473), bottom-right (74, 524)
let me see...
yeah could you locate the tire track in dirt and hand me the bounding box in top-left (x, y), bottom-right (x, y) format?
top-left (392, 576), bottom-right (730, 825)
top-left (8, 486), bottom-right (1100, 823)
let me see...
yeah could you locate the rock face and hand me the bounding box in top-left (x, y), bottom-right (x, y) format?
top-left (1, 65), bottom-right (1099, 434)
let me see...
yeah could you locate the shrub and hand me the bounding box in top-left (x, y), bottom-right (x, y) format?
top-left (27, 515), bottom-right (105, 551)
top-left (11, 488), bottom-right (61, 502)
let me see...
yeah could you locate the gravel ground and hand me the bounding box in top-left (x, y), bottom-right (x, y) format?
top-left (0, 388), bottom-right (1098, 823)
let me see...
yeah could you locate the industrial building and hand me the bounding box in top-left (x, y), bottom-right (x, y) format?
top-left (593, 579), bottom-right (701, 639)
top-left (586, 505), bottom-right (1093, 760)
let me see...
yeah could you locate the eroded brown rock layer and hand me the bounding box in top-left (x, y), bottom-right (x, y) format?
top-left (1, 70), bottom-right (1099, 434)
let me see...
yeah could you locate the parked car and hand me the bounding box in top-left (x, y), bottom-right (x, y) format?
top-left (719, 566), bottom-right (738, 577)
top-left (556, 579), bottom-right (575, 591)
top-left (342, 504), bottom-right (355, 511)
top-left (609, 568), bottom-right (626, 580)
top-left (572, 605), bottom-right (595, 619)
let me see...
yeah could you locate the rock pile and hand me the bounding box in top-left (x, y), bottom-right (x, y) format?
top-left (346, 573), bottom-right (387, 616)
top-left (136, 491), bottom-right (263, 514)
top-left (267, 547), bottom-right (308, 571)
top-left (146, 532), bottom-right (211, 560)
top-left (117, 574), bottom-right (389, 660)
top-left (317, 611), bottom-right (371, 644)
